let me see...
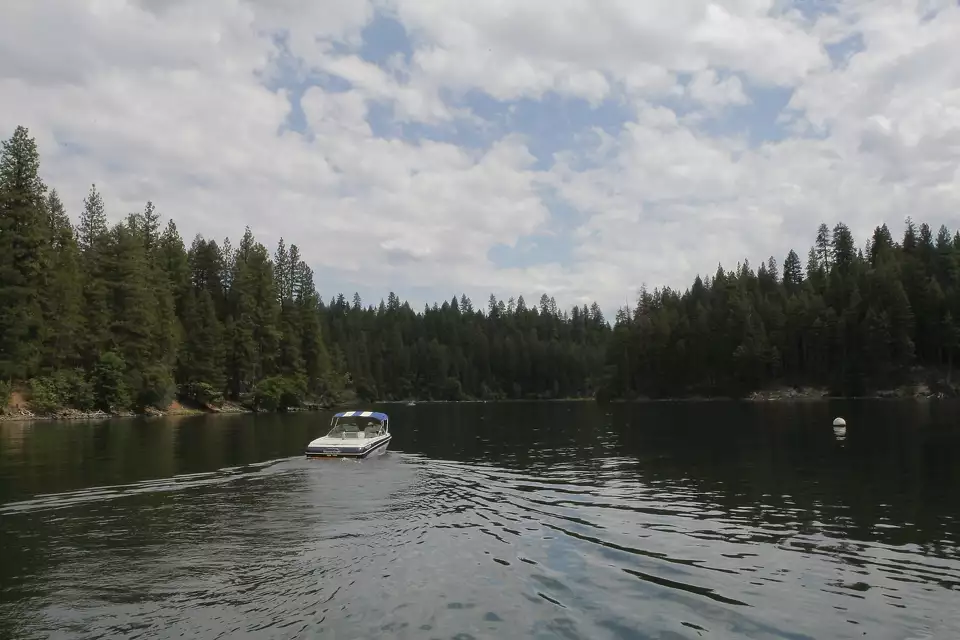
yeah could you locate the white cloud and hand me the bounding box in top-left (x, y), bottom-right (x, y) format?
top-left (544, 1), bottom-right (960, 302)
top-left (0, 0), bottom-right (959, 314)
top-left (0, 0), bottom-right (547, 294)
top-left (246, 0), bottom-right (375, 59)
top-left (310, 54), bottom-right (456, 124)
top-left (388, 0), bottom-right (828, 104)
top-left (686, 69), bottom-right (750, 109)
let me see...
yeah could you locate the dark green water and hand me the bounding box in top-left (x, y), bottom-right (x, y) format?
top-left (1, 401), bottom-right (958, 639)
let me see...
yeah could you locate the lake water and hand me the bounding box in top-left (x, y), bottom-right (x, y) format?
top-left (1, 401), bottom-right (958, 639)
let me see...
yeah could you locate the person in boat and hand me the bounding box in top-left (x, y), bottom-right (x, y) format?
top-left (363, 421), bottom-right (382, 437)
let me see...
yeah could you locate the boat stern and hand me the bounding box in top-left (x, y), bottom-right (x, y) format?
top-left (304, 410), bottom-right (392, 459)
top-left (304, 434), bottom-right (391, 459)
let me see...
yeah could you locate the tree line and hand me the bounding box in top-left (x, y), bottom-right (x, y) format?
top-left (603, 219), bottom-right (960, 398)
top-left (2, 124), bottom-right (958, 415)
top-left (0, 126), bottom-right (609, 414)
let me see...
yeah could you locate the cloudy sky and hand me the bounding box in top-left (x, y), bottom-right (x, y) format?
top-left (2, 0), bottom-right (958, 315)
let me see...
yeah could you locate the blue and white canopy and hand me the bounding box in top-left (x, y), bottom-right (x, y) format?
top-left (334, 410), bottom-right (388, 422)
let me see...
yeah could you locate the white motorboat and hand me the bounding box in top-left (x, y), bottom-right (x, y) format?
top-left (304, 410), bottom-right (392, 459)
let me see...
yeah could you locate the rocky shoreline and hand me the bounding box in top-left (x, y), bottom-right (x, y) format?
top-left (0, 392), bottom-right (350, 422)
top-left (745, 382), bottom-right (953, 401)
top-left (3, 383), bottom-right (957, 422)
top-left (0, 400), bottom-right (271, 423)
top-left (744, 387), bottom-right (830, 401)
top-left (0, 407), bottom-right (198, 422)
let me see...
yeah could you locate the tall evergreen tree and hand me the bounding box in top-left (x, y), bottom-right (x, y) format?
top-left (108, 220), bottom-right (170, 407)
top-left (40, 189), bottom-right (83, 372)
top-left (0, 126), bottom-right (49, 381)
top-left (783, 249), bottom-right (803, 292)
top-left (77, 184), bottom-right (112, 369)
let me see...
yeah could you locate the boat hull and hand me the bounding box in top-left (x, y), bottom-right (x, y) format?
top-left (304, 434), bottom-right (392, 459)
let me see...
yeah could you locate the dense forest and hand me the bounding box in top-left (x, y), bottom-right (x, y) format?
top-left (604, 217), bottom-right (960, 399)
top-left (0, 126), bottom-right (608, 415)
top-left (2, 124), bottom-right (959, 416)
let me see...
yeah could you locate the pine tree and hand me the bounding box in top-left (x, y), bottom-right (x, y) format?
top-left (815, 222), bottom-right (832, 270)
top-left (77, 184), bottom-right (112, 369)
top-left (274, 237), bottom-right (290, 301)
top-left (782, 249), bottom-right (803, 292)
top-left (179, 287), bottom-right (225, 391)
top-left (224, 228), bottom-right (280, 396)
top-left (0, 126), bottom-right (49, 381)
top-left (40, 189), bottom-right (83, 371)
top-left (108, 220), bottom-right (168, 408)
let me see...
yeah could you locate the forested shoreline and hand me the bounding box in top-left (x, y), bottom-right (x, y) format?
top-left (0, 125), bottom-right (611, 418)
top-left (2, 124), bottom-right (960, 420)
top-left (603, 218), bottom-right (960, 401)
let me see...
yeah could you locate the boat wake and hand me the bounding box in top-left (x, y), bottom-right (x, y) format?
top-left (0, 457), bottom-right (298, 516)
top-left (2, 451), bottom-right (957, 640)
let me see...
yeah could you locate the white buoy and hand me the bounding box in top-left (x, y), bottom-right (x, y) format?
top-left (833, 417), bottom-right (846, 427)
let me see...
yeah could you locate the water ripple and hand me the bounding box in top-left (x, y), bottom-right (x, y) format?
top-left (2, 406), bottom-right (959, 640)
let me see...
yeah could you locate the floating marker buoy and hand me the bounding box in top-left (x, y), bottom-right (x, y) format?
top-left (833, 417), bottom-right (846, 427)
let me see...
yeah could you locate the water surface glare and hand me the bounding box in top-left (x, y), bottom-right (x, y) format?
top-left (1, 401), bottom-right (958, 639)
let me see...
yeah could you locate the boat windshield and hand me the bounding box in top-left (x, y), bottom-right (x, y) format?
top-left (325, 416), bottom-right (385, 438)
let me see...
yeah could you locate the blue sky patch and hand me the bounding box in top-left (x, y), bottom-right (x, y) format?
top-left (488, 186), bottom-right (582, 269)
top-left (825, 33), bottom-right (865, 68)
top-left (359, 14), bottom-right (414, 66)
top-left (451, 90), bottom-right (634, 171)
top-left (696, 82), bottom-right (796, 145)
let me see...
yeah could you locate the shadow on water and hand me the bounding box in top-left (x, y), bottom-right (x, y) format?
top-left (1, 400), bottom-right (959, 639)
